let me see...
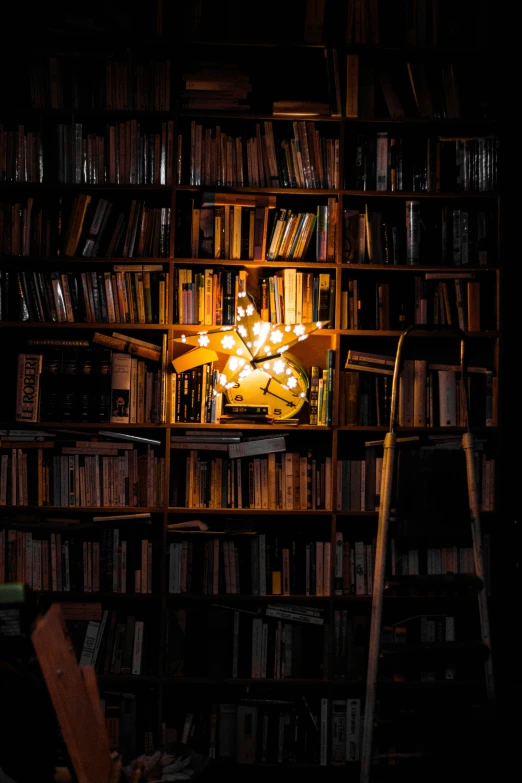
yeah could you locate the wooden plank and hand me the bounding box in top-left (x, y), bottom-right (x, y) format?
top-left (31, 603), bottom-right (113, 783)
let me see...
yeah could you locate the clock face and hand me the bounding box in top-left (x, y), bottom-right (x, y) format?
top-left (225, 352), bottom-right (309, 419)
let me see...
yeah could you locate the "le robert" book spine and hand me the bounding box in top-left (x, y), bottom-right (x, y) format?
top-left (16, 354), bottom-right (43, 422)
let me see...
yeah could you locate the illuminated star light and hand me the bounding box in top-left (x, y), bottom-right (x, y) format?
top-left (173, 292), bottom-right (328, 393)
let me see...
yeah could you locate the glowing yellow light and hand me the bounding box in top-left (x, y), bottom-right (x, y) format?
top-left (293, 324), bottom-right (305, 336)
top-left (300, 392), bottom-right (306, 398)
top-left (252, 322), bottom-right (263, 335)
top-left (270, 330), bottom-right (283, 344)
top-left (298, 335), bottom-right (309, 341)
top-left (316, 322), bottom-right (322, 329)
top-left (225, 382), bottom-right (234, 389)
top-left (264, 345), bottom-right (271, 353)
top-left (236, 348), bottom-right (244, 355)
top-left (264, 362), bottom-right (270, 369)
top-left (221, 336), bottom-right (235, 349)
top-left (246, 341), bottom-right (252, 348)
top-left (238, 325), bottom-right (247, 337)
top-left (181, 335), bottom-right (186, 342)
top-left (286, 368), bottom-right (292, 375)
top-left (246, 304), bottom-right (255, 315)
top-left (273, 360), bottom-right (285, 374)
top-left (198, 335), bottom-right (210, 346)
top-left (287, 377), bottom-right (297, 389)
top-left (219, 374), bottom-right (227, 386)
top-left (285, 325), bottom-right (291, 332)
top-left (229, 357), bottom-right (239, 371)
top-left (237, 306), bottom-right (245, 317)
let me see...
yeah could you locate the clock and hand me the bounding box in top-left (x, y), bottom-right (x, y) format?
top-left (225, 352), bottom-right (309, 420)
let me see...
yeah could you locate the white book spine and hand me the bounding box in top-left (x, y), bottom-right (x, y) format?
top-left (79, 620), bottom-right (100, 666)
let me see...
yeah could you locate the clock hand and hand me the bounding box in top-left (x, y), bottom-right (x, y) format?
top-left (258, 385), bottom-right (298, 405)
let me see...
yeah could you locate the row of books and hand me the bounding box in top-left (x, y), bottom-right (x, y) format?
top-left (189, 200), bottom-right (271, 261)
top-left (0, 197), bottom-right (492, 268)
top-left (187, 120), bottom-right (340, 189)
top-left (349, 132), bottom-right (499, 193)
top-left (22, 57), bottom-right (172, 111)
top-left (65, 194), bottom-right (171, 259)
top-left (167, 697), bottom-right (327, 765)
top-left (174, 267), bottom-right (247, 325)
top-left (258, 271), bottom-right (335, 325)
top-left (182, 62), bottom-right (252, 113)
top-left (168, 535), bottom-right (334, 597)
top-left (15, 268), bottom-right (169, 324)
top-left (0, 527), bottom-right (154, 594)
top-left (17, 336), bottom-right (167, 424)
top-left (388, 541), bottom-right (486, 578)
top-left (344, 202), bottom-right (493, 267)
top-left (171, 450), bottom-right (333, 510)
top-left (347, 54), bottom-right (494, 122)
top-left (310, 357), bottom-right (335, 427)
top-left (266, 201), bottom-right (336, 262)
top-left (337, 368), bottom-right (494, 433)
top-left (0, 124), bottom-right (43, 182)
top-left (348, 0), bottom-right (491, 49)
top-left (334, 442), bottom-right (493, 514)
top-left (56, 121), bottom-right (175, 185)
top-left (189, 197), bottom-right (338, 264)
top-left (172, 365), bottom-right (223, 424)
top-left (0, 196), bottom-right (170, 259)
top-left (340, 274), bottom-right (485, 332)
top-left (169, 604), bottom-right (325, 680)
top-left (0, 444), bottom-right (164, 508)
top-left (381, 614), bottom-right (456, 645)
top-left (332, 611), bottom-right (368, 681)
top-left (345, 350), bottom-right (494, 427)
top-left (66, 606), bottom-right (148, 675)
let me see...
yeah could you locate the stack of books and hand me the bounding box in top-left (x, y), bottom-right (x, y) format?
top-left (182, 63), bottom-right (252, 112)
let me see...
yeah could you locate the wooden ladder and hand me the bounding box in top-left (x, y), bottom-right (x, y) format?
top-left (359, 325), bottom-right (495, 783)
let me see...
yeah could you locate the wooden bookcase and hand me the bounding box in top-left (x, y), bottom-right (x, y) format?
top-left (0, 1), bottom-right (504, 780)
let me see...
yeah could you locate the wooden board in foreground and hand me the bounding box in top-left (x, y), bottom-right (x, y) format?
top-left (31, 603), bottom-right (113, 783)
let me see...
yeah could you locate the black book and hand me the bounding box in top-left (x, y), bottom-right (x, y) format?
top-left (39, 347), bottom-right (62, 422)
top-left (33, 272), bottom-right (51, 322)
top-left (90, 272), bottom-right (102, 322)
top-left (60, 348), bottom-right (79, 422)
top-left (222, 269), bottom-right (235, 325)
top-left (18, 271), bottom-right (36, 321)
top-left (96, 271), bottom-right (109, 322)
top-left (95, 348), bottom-right (112, 423)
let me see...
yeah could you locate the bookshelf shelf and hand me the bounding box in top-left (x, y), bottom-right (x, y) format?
top-left (340, 190), bottom-right (499, 199)
top-left (0, 0), bottom-right (503, 773)
top-left (166, 507), bottom-right (333, 515)
top-left (1, 322), bottom-right (169, 330)
top-left (0, 183), bottom-right (173, 191)
top-left (172, 258), bottom-right (339, 270)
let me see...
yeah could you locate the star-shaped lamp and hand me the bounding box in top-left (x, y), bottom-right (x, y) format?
top-left (173, 291), bottom-right (328, 396)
